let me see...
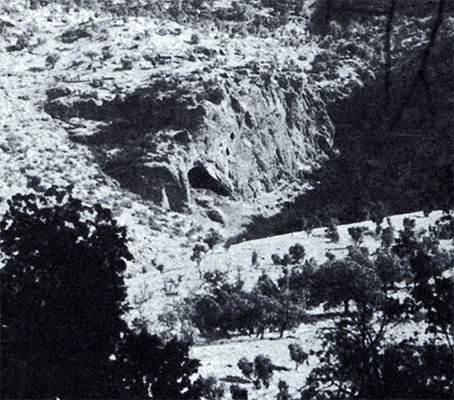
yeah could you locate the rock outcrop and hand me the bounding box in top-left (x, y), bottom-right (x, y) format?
top-left (46, 63), bottom-right (334, 211)
top-left (24, 5), bottom-right (335, 212)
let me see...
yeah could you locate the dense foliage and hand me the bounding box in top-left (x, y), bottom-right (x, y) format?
top-left (186, 268), bottom-right (308, 339)
top-left (0, 188), bottom-right (131, 398)
top-left (0, 188), bottom-right (206, 399)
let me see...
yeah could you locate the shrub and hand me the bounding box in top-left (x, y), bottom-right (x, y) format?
top-left (272, 243), bottom-right (306, 266)
top-left (238, 355), bottom-right (274, 389)
top-left (251, 250), bottom-right (259, 266)
top-left (191, 376), bottom-right (225, 400)
top-left (347, 226), bottom-right (369, 245)
top-left (276, 380), bottom-right (291, 400)
top-left (203, 228), bottom-right (222, 249)
top-left (288, 343), bottom-right (309, 370)
top-left (230, 384), bottom-right (248, 400)
top-left (190, 33), bottom-right (200, 44)
top-left (325, 218), bottom-right (340, 242)
top-left (117, 330), bottom-right (201, 399)
top-left (430, 214), bottom-right (454, 240)
top-left (381, 225), bottom-right (395, 248)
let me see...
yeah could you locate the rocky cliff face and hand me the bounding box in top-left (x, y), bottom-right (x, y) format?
top-left (44, 41), bottom-right (334, 211)
top-left (0, 1), bottom-right (340, 296)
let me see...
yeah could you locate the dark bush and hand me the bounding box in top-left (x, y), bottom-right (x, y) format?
top-left (238, 355), bottom-right (274, 389)
top-left (325, 218), bottom-right (340, 242)
top-left (117, 330), bottom-right (201, 399)
top-left (230, 384), bottom-right (248, 400)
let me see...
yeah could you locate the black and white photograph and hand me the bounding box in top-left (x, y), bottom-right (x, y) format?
top-left (0, 0), bottom-right (453, 399)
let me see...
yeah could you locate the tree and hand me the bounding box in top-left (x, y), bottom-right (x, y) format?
top-left (325, 219), bottom-right (340, 243)
top-left (301, 219), bottom-right (454, 400)
top-left (0, 188), bottom-right (206, 400)
top-left (0, 187), bottom-right (132, 399)
top-left (347, 226), bottom-right (369, 246)
top-left (272, 243), bottom-right (306, 266)
top-left (238, 355), bottom-right (274, 389)
top-left (288, 343), bottom-right (309, 370)
top-left (117, 330), bottom-right (202, 399)
top-left (310, 258), bottom-right (382, 314)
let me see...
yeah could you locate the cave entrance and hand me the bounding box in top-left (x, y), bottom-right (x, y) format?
top-left (188, 165), bottom-right (230, 196)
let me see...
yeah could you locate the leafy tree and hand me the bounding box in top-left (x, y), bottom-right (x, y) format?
top-left (380, 224), bottom-right (395, 248)
top-left (237, 357), bottom-right (254, 380)
top-left (374, 248), bottom-right (403, 290)
top-left (117, 330), bottom-right (201, 399)
top-left (430, 214), bottom-right (454, 240)
top-left (254, 273), bottom-right (308, 338)
top-left (272, 243), bottom-right (305, 266)
top-left (288, 243), bottom-right (306, 263)
top-left (0, 188), bottom-right (131, 399)
top-left (188, 270), bottom-right (309, 339)
top-left (288, 343), bottom-right (309, 370)
top-left (238, 355), bottom-right (274, 389)
top-left (310, 258), bottom-right (382, 314)
top-left (0, 188), bottom-right (207, 399)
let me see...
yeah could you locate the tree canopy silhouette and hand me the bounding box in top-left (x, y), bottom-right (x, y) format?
top-left (0, 187), bottom-right (132, 399)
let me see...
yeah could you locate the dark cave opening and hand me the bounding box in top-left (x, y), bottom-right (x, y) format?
top-left (188, 166), bottom-right (230, 196)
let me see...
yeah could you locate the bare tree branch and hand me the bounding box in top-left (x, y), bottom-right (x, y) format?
top-left (391, 0), bottom-right (447, 128)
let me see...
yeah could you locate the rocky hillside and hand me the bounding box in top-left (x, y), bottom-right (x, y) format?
top-left (1, 0), bottom-right (452, 331)
top-left (0, 0), bottom-right (344, 325)
top-left (43, 33), bottom-right (334, 211)
top-left (2, 0), bottom-right (335, 212)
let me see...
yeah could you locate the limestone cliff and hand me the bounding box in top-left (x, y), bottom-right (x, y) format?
top-left (44, 42), bottom-right (334, 211)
